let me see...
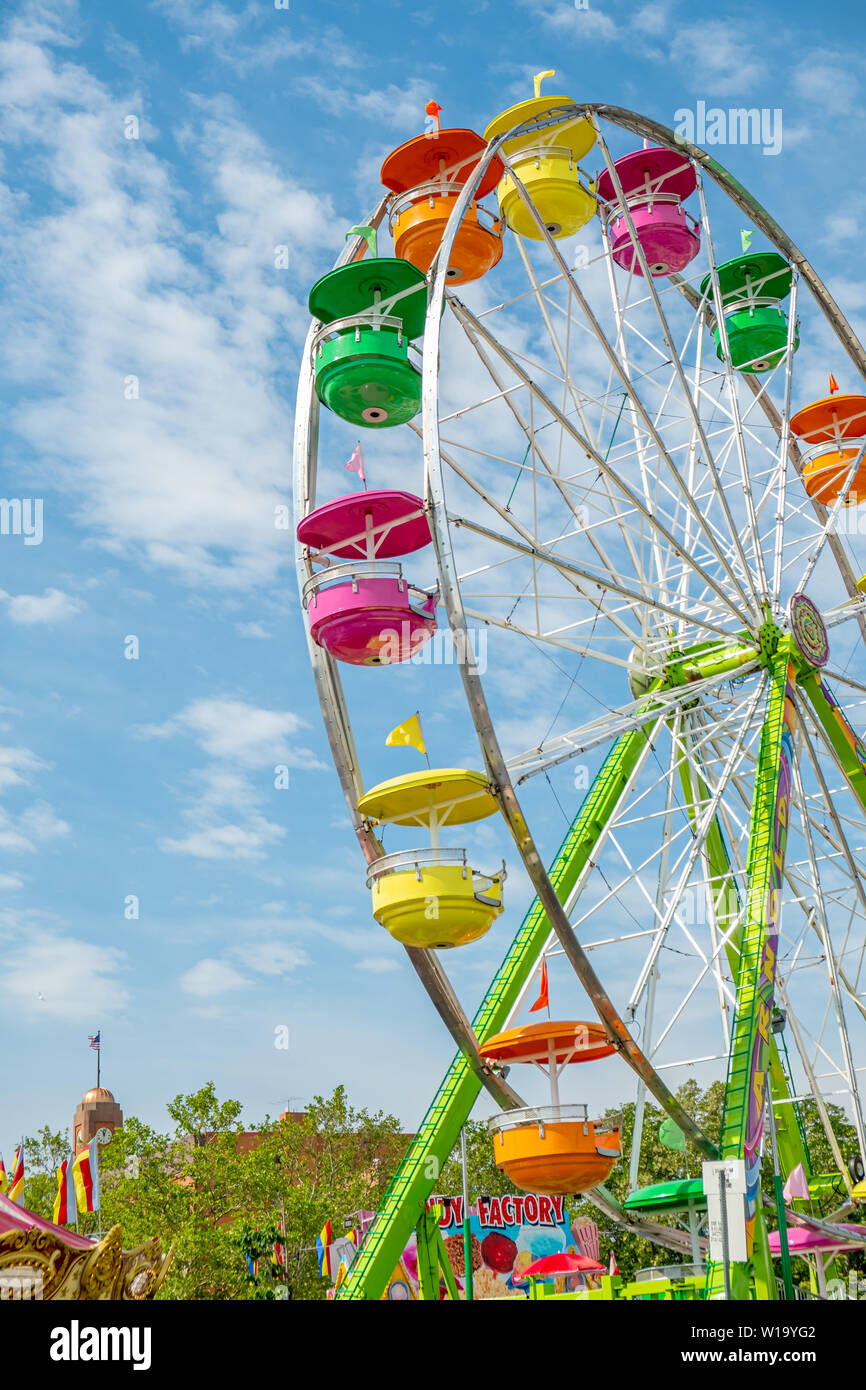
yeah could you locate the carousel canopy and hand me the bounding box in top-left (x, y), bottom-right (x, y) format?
top-left (0, 1193), bottom-right (174, 1299)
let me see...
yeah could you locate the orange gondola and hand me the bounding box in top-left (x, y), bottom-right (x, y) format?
top-left (790, 392), bottom-right (866, 505)
top-left (381, 127), bottom-right (504, 284)
top-left (481, 1020), bottom-right (621, 1195)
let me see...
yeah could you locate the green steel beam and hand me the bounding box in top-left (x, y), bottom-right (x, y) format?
top-left (336, 720), bottom-right (658, 1301)
top-left (797, 666), bottom-right (866, 816)
top-left (677, 715), bottom-right (811, 1187)
top-left (415, 1206), bottom-right (459, 1302)
top-left (707, 650), bottom-right (798, 1300)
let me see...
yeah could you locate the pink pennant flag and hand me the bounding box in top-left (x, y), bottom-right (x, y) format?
top-left (782, 1162), bottom-right (810, 1203)
top-left (345, 443), bottom-right (366, 482)
top-left (609, 1250), bottom-right (619, 1276)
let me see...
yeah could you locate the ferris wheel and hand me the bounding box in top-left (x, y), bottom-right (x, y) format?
top-left (294, 76), bottom-right (866, 1301)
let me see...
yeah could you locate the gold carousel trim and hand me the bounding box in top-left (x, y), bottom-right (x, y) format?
top-left (0, 1202), bottom-right (174, 1301)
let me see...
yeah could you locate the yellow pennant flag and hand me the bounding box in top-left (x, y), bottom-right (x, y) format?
top-left (385, 712), bottom-right (426, 756)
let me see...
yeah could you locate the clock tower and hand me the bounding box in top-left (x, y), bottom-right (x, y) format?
top-left (73, 1087), bottom-right (123, 1154)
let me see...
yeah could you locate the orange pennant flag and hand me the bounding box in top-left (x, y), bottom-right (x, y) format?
top-left (829, 374), bottom-right (840, 394)
top-left (425, 100), bottom-right (442, 136)
top-left (529, 957), bottom-right (549, 1013)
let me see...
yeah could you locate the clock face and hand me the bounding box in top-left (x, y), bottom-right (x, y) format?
top-left (94, 1127), bottom-right (113, 1145)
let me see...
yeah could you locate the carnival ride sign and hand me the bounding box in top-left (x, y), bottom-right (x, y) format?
top-left (382, 1194), bottom-right (583, 1299)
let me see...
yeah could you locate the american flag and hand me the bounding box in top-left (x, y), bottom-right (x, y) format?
top-left (88, 1032), bottom-right (101, 1052)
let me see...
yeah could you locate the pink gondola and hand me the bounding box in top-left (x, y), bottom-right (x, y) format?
top-left (297, 489), bottom-right (437, 666)
top-left (597, 146), bottom-right (700, 278)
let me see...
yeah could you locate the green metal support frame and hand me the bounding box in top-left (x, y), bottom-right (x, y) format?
top-left (677, 695), bottom-right (811, 1302)
top-left (415, 1204), bottom-right (459, 1302)
top-left (797, 666), bottom-right (866, 817)
top-left (707, 650), bottom-right (798, 1299)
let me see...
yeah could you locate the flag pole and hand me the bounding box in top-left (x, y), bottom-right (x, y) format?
top-left (418, 711), bottom-right (431, 770)
top-left (97, 1031), bottom-right (100, 1089)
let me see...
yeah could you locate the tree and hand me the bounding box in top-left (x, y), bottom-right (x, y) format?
top-left (54, 1083), bottom-right (408, 1300)
top-left (18, 1127), bottom-right (70, 1219)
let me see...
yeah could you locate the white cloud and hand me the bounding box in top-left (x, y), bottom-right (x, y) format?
top-left (142, 694), bottom-right (323, 861)
top-left (669, 22), bottom-right (767, 94)
top-left (528, 2), bottom-right (619, 40)
top-left (153, 0), bottom-right (305, 70)
top-left (139, 696), bottom-right (322, 768)
top-left (0, 871), bottom-right (23, 889)
top-left (0, 745), bottom-right (46, 791)
top-left (0, 22), bottom-right (337, 590)
top-left (0, 588), bottom-right (83, 624)
top-left (356, 955), bottom-right (401, 974)
top-left (296, 75), bottom-right (436, 130)
top-left (0, 929), bottom-right (129, 1020)
top-left (236, 941), bottom-right (309, 975)
top-left (633, 1), bottom-right (674, 36)
top-left (0, 800), bottom-right (68, 853)
top-left (791, 54), bottom-right (860, 119)
top-left (236, 621), bottom-right (270, 639)
top-left (179, 957), bottom-right (251, 997)
top-left (18, 802), bottom-right (69, 841)
top-left (160, 818), bottom-right (284, 861)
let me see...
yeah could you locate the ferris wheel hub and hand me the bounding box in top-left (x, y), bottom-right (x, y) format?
top-left (788, 593), bottom-right (830, 669)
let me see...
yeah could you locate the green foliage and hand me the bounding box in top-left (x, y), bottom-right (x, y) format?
top-left (18, 1126), bottom-right (70, 1219)
top-left (20, 1079), bottom-right (863, 1298)
top-left (231, 1219), bottom-right (288, 1300)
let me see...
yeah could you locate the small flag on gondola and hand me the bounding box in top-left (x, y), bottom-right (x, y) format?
top-left (659, 1116), bottom-right (685, 1152)
top-left (0, 1154), bottom-right (7, 1194)
top-left (829, 374), bottom-right (840, 395)
top-left (782, 1162), bottom-right (810, 1202)
top-left (609, 1250), bottom-right (619, 1277)
top-left (344, 443), bottom-right (366, 483)
top-left (740, 229), bottom-right (753, 253)
top-left (385, 711), bottom-right (427, 758)
top-left (425, 100), bottom-right (442, 136)
top-left (529, 957), bottom-right (549, 1014)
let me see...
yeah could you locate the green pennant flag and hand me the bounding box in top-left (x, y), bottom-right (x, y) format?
top-left (740, 228), bottom-right (753, 254)
top-left (346, 225), bottom-right (377, 258)
top-left (659, 1117), bottom-right (686, 1152)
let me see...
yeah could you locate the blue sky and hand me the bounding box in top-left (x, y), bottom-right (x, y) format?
top-left (2, 0), bottom-right (866, 1157)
